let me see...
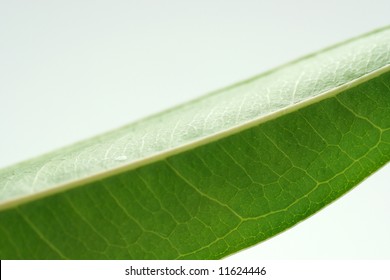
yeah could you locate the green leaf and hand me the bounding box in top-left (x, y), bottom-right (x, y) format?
top-left (1, 27), bottom-right (389, 260)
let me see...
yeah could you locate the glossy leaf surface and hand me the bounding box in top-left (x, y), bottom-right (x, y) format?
top-left (0, 27), bottom-right (389, 259)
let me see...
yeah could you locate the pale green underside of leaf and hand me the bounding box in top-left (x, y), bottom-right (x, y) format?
top-left (0, 27), bottom-right (389, 259)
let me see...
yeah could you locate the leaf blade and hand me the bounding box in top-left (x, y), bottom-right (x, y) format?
top-left (0, 27), bottom-right (389, 259)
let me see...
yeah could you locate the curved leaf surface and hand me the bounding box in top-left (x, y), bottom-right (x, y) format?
top-left (0, 27), bottom-right (389, 259)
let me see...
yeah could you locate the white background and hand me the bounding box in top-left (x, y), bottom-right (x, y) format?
top-left (0, 0), bottom-right (389, 259)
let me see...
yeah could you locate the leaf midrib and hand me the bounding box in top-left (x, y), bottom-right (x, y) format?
top-left (1, 64), bottom-right (389, 212)
top-left (1, 27), bottom-right (389, 211)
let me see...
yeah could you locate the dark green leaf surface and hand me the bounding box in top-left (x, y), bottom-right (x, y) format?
top-left (0, 27), bottom-right (389, 259)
